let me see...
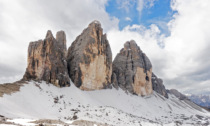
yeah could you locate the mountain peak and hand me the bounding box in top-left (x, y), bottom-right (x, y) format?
top-left (112, 40), bottom-right (153, 96)
top-left (124, 40), bottom-right (139, 50)
top-left (45, 30), bottom-right (54, 39)
top-left (56, 30), bottom-right (67, 52)
top-left (23, 30), bottom-right (70, 87)
top-left (67, 20), bottom-right (112, 90)
top-left (90, 20), bottom-right (101, 25)
top-left (88, 20), bottom-right (102, 29)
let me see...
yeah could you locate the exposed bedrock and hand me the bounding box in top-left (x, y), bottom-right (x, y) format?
top-left (23, 30), bottom-right (70, 87)
top-left (67, 20), bottom-right (112, 90)
top-left (152, 73), bottom-right (168, 98)
top-left (112, 40), bottom-right (153, 96)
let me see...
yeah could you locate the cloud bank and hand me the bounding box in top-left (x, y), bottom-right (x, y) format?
top-left (0, 0), bottom-right (210, 94)
top-left (108, 0), bottom-right (210, 94)
top-left (0, 0), bottom-right (118, 83)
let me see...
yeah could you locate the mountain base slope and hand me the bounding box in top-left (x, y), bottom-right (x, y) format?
top-left (0, 81), bottom-right (209, 126)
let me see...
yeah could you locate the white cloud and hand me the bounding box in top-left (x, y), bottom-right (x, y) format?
top-left (145, 0), bottom-right (157, 8)
top-left (108, 0), bottom-right (210, 94)
top-left (136, 0), bottom-right (157, 17)
top-left (163, 0), bottom-right (210, 93)
top-left (137, 0), bottom-right (144, 17)
top-left (125, 17), bottom-right (132, 21)
top-left (0, 0), bottom-right (210, 95)
top-left (107, 24), bottom-right (167, 78)
top-left (116, 0), bottom-right (136, 13)
top-left (0, 0), bottom-right (118, 83)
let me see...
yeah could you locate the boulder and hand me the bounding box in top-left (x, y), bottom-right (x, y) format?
top-left (67, 20), bottom-right (112, 90)
top-left (152, 73), bottom-right (168, 98)
top-left (112, 40), bottom-right (153, 96)
top-left (23, 30), bottom-right (70, 87)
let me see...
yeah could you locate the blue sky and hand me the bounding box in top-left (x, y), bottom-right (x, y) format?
top-left (106, 0), bottom-right (176, 35)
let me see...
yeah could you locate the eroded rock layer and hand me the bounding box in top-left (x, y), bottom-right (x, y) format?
top-left (112, 40), bottom-right (153, 96)
top-left (23, 30), bottom-right (70, 87)
top-left (67, 20), bottom-right (112, 90)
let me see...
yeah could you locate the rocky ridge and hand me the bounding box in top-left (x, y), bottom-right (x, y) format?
top-left (67, 21), bottom-right (112, 90)
top-left (152, 73), bottom-right (168, 98)
top-left (112, 40), bottom-right (153, 96)
top-left (167, 89), bottom-right (188, 100)
top-left (23, 30), bottom-right (70, 87)
top-left (21, 20), bottom-right (170, 98)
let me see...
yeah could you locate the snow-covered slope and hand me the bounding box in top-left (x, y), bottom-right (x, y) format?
top-left (0, 81), bottom-right (210, 126)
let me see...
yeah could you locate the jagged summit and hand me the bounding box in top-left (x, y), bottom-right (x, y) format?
top-left (123, 40), bottom-right (139, 50)
top-left (56, 30), bottom-right (67, 53)
top-left (89, 20), bottom-right (101, 25)
top-left (23, 30), bottom-right (70, 87)
top-left (122, 40), bottom-right (152, 71)
top-left (67, 20), bottom-right (112, 90)
top-left (21, 23), bottom-right (168, 97)
top-left (87, 20), bottom-right (102, 33)
top-left (21, 21), bottom-right (171, 98)
top-left (112, 40), bottom-right (153, 96)
top-left (45, 30), bottom-right (53, 39)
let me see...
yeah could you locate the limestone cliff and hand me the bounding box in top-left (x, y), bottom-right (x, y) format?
top-left (112, 40), bottom-right (153, 96)
top-left (23, 30), bottom-right (70, 87)
top-left (152, 73), bottom-right (168, 98)
top-left (67, 20), bottom-right (112, 90)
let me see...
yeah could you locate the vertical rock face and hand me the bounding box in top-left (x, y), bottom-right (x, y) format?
top-left (152, 73), bottom-right (168, 98)
top-left (112, 40), bottom-right (153, 96)
top-left (23, 30), bottom-right (70, 87)
top-left (67, 20), bottom-right (112, 90)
